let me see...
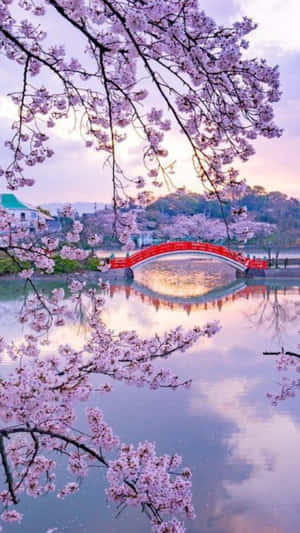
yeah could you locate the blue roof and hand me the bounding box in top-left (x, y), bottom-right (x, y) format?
top-left (0, 194), bottom-right (36, 210)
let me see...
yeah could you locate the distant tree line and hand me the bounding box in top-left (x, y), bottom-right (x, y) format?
top-left (77, 186), bottom-right (300, 252)
top-left (139, 186), bottom-right (300, 248)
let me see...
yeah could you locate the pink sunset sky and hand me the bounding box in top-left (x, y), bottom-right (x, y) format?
top-left (0, 0), bottom-right (299, 205)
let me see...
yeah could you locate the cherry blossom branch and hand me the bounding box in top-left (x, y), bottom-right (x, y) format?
top-left (0, 435), bottom-right (18, 505)
top-left (47, 1), bottom-right (109, 53)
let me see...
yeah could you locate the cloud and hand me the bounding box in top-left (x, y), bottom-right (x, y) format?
top-left (0, 96), bottom-right (18, 121)
top-left (189, 377), bottom-right (300, 531)
top-left (202, 0), bottom-right (300, 54)
top-left (236, 0), bottom-right (300, 54)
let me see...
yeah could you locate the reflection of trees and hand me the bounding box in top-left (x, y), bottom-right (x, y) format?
top-left (246, 285), bottom-right (300, 343)
top-left (256, 287), bottom-right (300, 409)
top-left (265, 350), bottom-right (300, 406)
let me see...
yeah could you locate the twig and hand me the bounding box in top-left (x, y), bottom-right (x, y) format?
top-left (263, 350), bottom-right (300, 359)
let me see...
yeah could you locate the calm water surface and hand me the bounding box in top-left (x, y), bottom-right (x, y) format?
top-left (1, 258), bottom-right (300, 533)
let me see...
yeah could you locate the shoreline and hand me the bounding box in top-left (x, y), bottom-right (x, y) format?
top-left (0, 269), bottom-right (130, 283)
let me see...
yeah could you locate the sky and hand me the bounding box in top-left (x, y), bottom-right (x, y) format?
top-left (1, 0), bottom-right (300, 205)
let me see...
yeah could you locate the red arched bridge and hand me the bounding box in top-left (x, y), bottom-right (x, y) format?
top-left (110, 242), bottom-right (267, 273)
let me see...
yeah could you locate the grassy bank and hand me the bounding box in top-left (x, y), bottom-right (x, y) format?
top-left (0, 254), bottom-right (102, 276)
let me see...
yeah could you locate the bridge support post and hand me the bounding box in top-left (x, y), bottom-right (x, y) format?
top-left (243, 268), bottom-right (266, 278)
top-left (236, 268), bottom-right (266, 278)
top-left (125, 268), bottom-right (134, 281)
top-left (104, 267), bottom-right (134, 281)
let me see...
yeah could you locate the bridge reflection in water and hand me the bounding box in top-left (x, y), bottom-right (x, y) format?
top-left (108, 280), bottom-right (267, 314)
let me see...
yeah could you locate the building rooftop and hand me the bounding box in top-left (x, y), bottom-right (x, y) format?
top-left (0, 194), bottom-right (37, 211)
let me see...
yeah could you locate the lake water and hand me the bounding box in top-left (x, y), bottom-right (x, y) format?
top-left (1, 257), bottom-right (300, 532)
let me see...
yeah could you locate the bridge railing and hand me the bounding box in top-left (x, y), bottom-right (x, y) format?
top-left (110, 242), bottom-right (268, 270)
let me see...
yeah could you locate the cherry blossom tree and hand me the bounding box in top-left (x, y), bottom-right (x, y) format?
top-left (80, 208), bottom-right (115, 248)
top-left (0, 277), bottom-right (220, 530)
top-left (1, 0), bottom-right (281, 204)
top-left (0, 1), bottom-right (281, 531)
top-left (159, 213), bottom-right (227, 242)
top-left (229, 218), bottom-right (275, 244)
top-left (159, 212), bottom-right (274, 244)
